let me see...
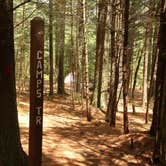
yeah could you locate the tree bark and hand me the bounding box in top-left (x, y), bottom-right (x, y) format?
top-left (143, 28), bottom-right (151, 123)
top-left (82, 0), bottom-right (91, 121)
top-left (131, 49), bottom-right (143, 113)
top-left (0, 1), bottom-right (27, 165)
top-left (147, 25), bottom-right (159, 125)
top-left (106, 0), bottom-right (118, 126)
top-left (57, 0), bottom-right (66, 94)
top-left (49, 0), bottom-right (54, 96)
top-left (92, 0), bottom-right (109, 108)
top-left (75, 1), bottom-right (83, 93)
top-left (100, 0), bottom-right (110, 110)
top-left (122, 0), bottom-right (130, 134)
top-left (153, 1), bottom-right (166, 164)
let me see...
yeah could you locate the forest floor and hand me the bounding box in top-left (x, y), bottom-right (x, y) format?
top-left (17, 92), bottom-right (155, 166)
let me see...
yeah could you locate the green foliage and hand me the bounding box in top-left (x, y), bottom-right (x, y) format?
top-left (13, 0), bottom-right (159, 91)
top-left (13, 0), bottom-right (97, 81)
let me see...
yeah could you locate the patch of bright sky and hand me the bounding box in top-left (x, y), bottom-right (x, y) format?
top-left (38, 0), bottom-right (48, 3)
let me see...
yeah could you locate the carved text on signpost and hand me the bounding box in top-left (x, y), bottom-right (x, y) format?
top-left (29, 17), bottom-right (44, 166)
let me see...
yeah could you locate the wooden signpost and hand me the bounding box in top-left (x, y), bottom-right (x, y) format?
top-left (29, 17), bottom-right (44, 166)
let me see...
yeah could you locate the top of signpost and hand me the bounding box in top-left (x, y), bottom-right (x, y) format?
top-left (31, 17), bottom-right (44, 24)
top-left (32, 17), bottom-right (43, 21)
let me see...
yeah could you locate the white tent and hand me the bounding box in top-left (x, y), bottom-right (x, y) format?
top-left (64, 73), bottom-right (74, 85)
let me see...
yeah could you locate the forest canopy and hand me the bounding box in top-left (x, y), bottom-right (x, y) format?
top-left (0, 0), bottom-right (165, 165)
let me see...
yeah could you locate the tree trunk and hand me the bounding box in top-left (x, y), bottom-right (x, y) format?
top-left (54, 2), bottom-right (59, 86)
top-left (131, 48), bottom-right (143, 113)
top-left (100, 0), bottom-right (110, 110)
top-left (106, 0), bottom-right (118, 126)
top-left (153, 2), bottom-right (166, 164)
top-left (76, 1), bottom-right (83, 93)
top-left (82, 0), bottom-right (91, 121)
top-left (147, 25), bottom-right (159, 127)
top-left (18, 5), bottom-right (26, 94)
top-left (49, 0), bottom-right (54, 96)
top-left (122, 0), bottom-right (130, 134)
top-left (143, 28), bottom-right (151, 123)
top-left (70, 0), bottom-right (75, 109)
top-left (0, 1), bottom-right (27, 165)
top-left (92, 0), bottom-right (109, 108)
top-left (57, 0), bottom-right (66, 94)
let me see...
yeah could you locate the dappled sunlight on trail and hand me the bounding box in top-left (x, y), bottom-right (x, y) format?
top-left (18, 94), bottom-right (154, 166)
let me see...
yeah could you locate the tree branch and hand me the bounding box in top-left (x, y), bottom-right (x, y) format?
top-left (14, 8), bottom-right (37, 29)
top-left (13, 0), bottom-right (31, 11)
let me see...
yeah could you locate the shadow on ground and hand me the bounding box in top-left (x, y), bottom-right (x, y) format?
top-left (18, 94), bottom-right (154, 166)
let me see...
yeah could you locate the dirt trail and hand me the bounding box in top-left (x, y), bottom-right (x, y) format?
top-left (18, 94), bottom-right (154, 166)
